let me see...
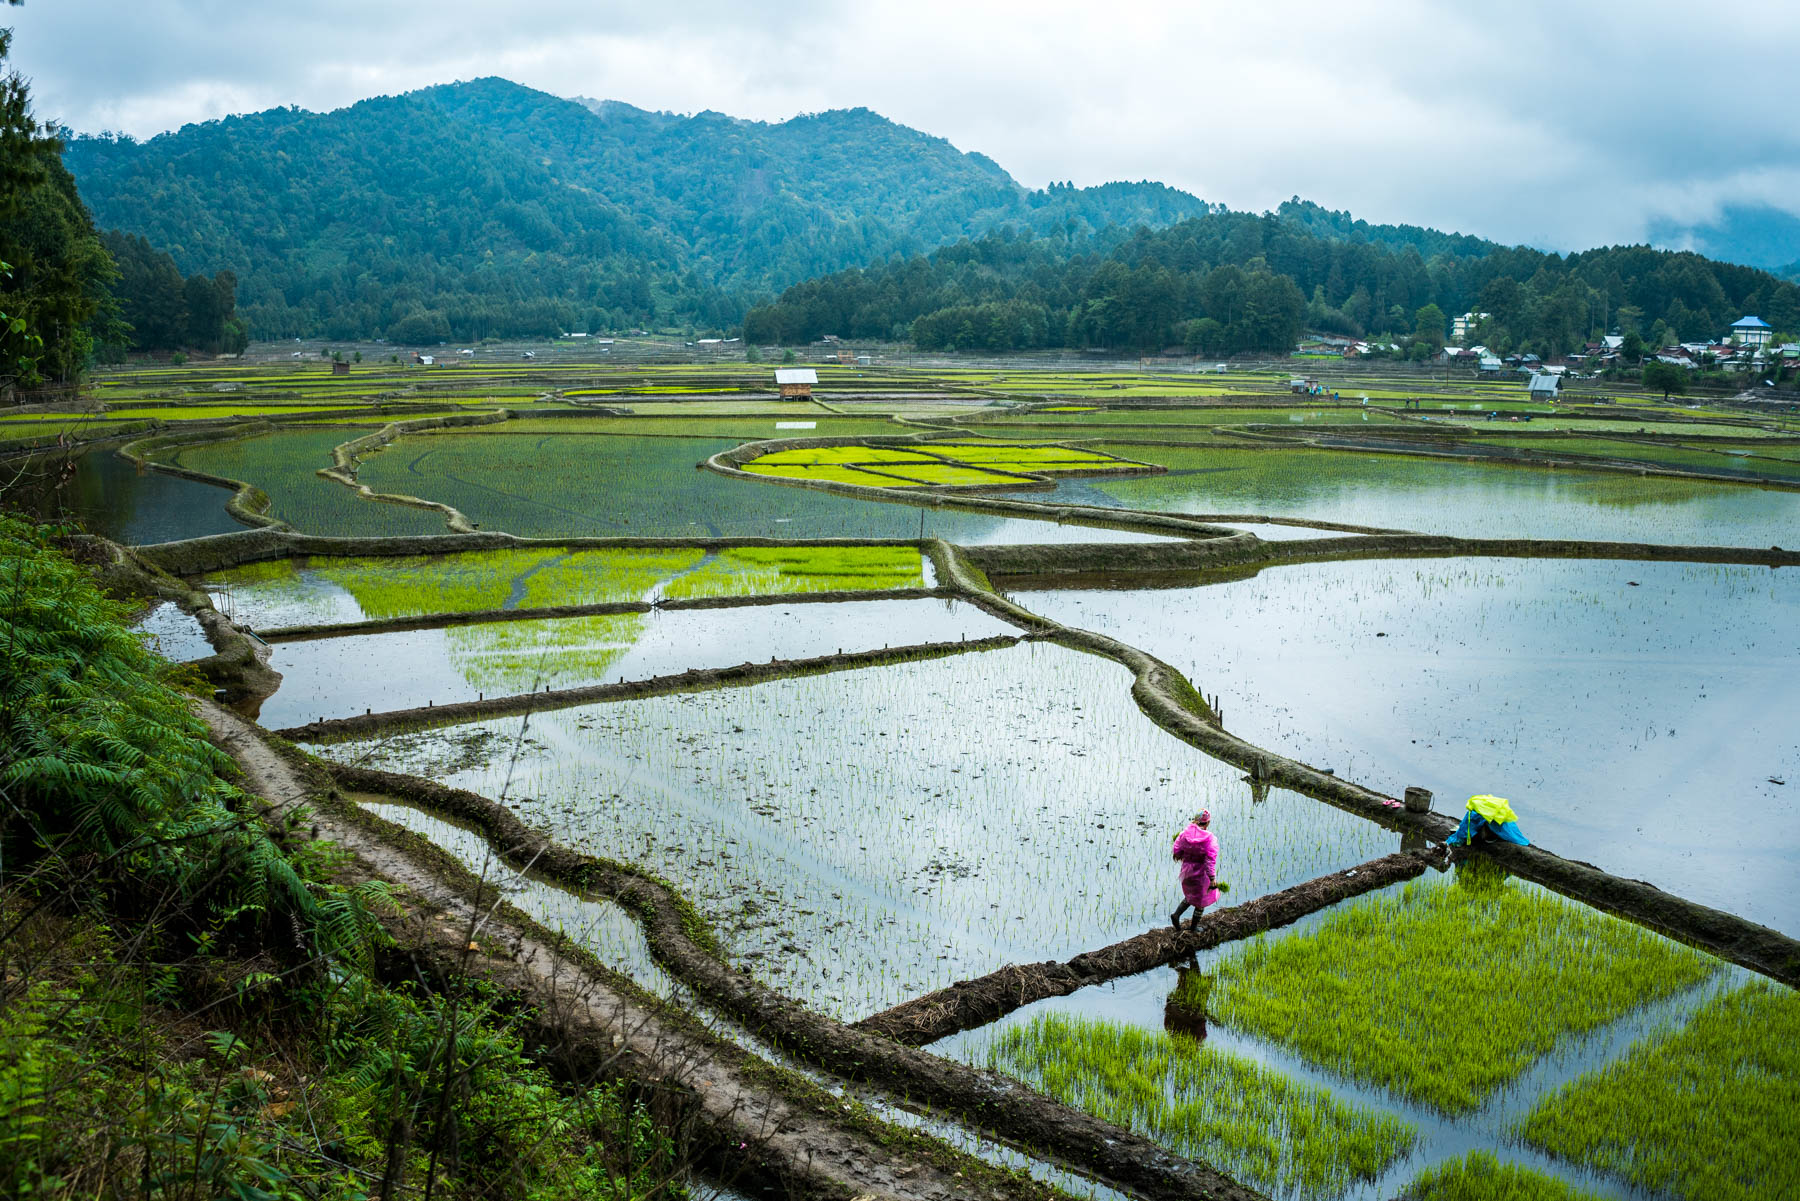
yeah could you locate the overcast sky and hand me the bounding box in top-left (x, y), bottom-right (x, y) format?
top-left (10, 0), bottom-right (1800, 253)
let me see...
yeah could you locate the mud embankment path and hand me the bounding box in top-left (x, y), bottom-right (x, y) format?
top-left (856, 851), bottom-right (1434, 1046)
top-left (200, 701), bottom-right (1118, 1201)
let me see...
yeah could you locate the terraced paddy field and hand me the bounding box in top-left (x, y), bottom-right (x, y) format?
top-left (34, 358), bottom-right (1799, 1201)
top-left (164, 426), bottom-right (448, 536)
top-left (1020, 557), bottom-right (1800, 934)
top-left (313, 643), bottom-right (1395, 1017)
top-left (205, 546), bottom-right (929, 628)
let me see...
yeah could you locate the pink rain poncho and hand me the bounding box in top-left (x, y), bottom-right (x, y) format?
top-left (1171, 823), bottom-right (1219, 908)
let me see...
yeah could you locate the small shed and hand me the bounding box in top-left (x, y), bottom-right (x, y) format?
top-left (775, 367), bottom-right (818, 399)
top-left (332, 360), bottom-right (350, 375)
top-left (1528, 373), bottom-right (1559, 399)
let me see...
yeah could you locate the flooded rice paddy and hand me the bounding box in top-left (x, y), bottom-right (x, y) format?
top-left (313, 643), bottom-right (1394, 1020)
top-left (48, 448), bottom-right (246, 543)
top-left (353, 432), bottom-right (1179, 543)
top-left (206, 546), bottom-right (930, 630)
top-left (256, 595), bottom-right (1014, 727)
top-left (131, 601), bottom-right (214, 662)
top-left (1041, 446), bottom-right (1800, 545)
top-left (1019, 557), bottom-right (1800, 934)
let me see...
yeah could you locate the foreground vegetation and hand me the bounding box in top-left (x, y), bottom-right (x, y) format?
top-left (0, 515), bottom-right (689, 1197)
top-left (1211, 866), bottom-right (1715, 1112)
top-left (1517, 982), bottom-right (1800, 1201)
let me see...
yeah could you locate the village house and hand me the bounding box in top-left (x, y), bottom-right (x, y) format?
top-left (1730, 315), bottom-right (1773, 348)
top-left (1528, 372), bottom-right (1560, 399)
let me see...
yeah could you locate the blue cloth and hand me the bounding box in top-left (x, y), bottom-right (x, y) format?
top-left (1447, 811), bottom-right (1530, 847)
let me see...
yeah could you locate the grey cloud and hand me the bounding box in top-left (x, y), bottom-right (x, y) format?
top-left (8, 0), bottom-right (1798, 255)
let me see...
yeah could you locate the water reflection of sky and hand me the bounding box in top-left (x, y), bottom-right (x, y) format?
top-left (1025, 557), bottom-right (1800, 935)
top-left (1042, 447), bottom-right (1800, 546)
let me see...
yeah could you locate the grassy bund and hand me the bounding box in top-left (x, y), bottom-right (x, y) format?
top-left (5, 356), bottom-right (1798, 1201)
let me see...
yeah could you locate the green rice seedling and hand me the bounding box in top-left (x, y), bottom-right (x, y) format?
top-left (740, 462), bottom-right (926, 486)
top-left (1515, 982), bottom-right (1800, 1201)
top-left (873, 462), bottom-right (1037, 487)
top-left (989, 1013), bottom-right (1414, 1199)
top-left (755, 446), bottom-right (942, 466)
top-left (1402, 1152), bottom-right (1609, 1200)
top-left (659, 547), bottom-right (923, 599)
top-left (1209, 864), bottom-right (1715, 1113)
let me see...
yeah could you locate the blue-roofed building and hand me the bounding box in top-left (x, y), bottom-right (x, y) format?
top-left (1730, 315), bottom-right (1772, 347)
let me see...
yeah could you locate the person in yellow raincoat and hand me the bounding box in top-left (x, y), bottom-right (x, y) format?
top-left (1446, 794), bottom-right (1530, 847)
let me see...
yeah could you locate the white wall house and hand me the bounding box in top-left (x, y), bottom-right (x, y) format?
top-left (1730, 316), bottom-right (1773, 348)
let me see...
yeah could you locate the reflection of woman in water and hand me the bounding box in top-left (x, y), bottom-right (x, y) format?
top-left (1164, 956), bottom-right (1212, 1042)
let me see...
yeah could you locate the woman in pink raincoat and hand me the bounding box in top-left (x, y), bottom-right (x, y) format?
top-left (1170, 810), bottom-right (1219, 931)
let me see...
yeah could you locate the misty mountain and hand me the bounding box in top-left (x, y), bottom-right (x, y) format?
top-left (1648, 203), bottom-right (1800, 278)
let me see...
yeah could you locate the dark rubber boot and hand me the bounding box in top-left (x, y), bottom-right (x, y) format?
top-left (1169, 911), bottom-right (1183, 931)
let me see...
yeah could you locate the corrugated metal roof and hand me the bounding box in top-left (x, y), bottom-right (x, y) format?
top-left (775, 368), bottom-right (819, 385)
top-left (1732, 315), bottom-right (1771, 328)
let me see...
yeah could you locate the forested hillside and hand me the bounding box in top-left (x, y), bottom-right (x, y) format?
top-left (745, 210), bottom-right (1800, 357)
top-left (63, 77), bottom-right (1209, 342)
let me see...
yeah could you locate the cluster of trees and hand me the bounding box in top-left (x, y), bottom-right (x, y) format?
top-left (100, 231), bottom-right (246, 356)
top-left (744, 208), bottom-right (1800, 357)
top-left (0, 26), bottom-right (114, 391)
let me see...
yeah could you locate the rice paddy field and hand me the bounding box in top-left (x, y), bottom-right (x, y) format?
top-left (347, 431), bottom-right (1172, 543)
top-left (30, 355), bottom-right (1799, 1201)
top-left (314, 643), bottom-right (1397, 1016)
top-left (1037, 444), bottom-right (1800, 545)
top-left (1020, 557), bottom-right (1800, 935)
top-left (256, 595), bottom-right (1013, 728)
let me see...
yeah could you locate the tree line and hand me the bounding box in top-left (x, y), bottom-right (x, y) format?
top-left (743, 211), bottom-right (1800, 357)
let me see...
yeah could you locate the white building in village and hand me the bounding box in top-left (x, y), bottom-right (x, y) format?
top-left (1730, 316), bottom-right (1772, 348)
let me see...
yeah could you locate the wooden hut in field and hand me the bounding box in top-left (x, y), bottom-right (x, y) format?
top-left (776, 367), bottom-right (818, 399)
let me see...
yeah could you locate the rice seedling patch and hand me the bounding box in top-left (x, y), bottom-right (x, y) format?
top-left (874, 463), bottom-right (1038, 487)
top-left (988, 1012), bottom-right (1415, 1198)
top-left (658, 547), bottom-right (924, 599)
top-left (206, 548), bottom-right (708, 628)
top-left (1402, 1152), bottom-right (1608, 1201)
top-left (1515, 981), bottom-right (1800, 1201)
top-left (740, 462), bottom-right (927, 486)
top-left (1209, 866), bottom-right (1715, 1113)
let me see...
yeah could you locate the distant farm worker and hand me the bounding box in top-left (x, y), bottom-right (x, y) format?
top-left (1169, 811), bottom-right (1220, 931)
top-left (1446, 794), bottom-right (1530, 848)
